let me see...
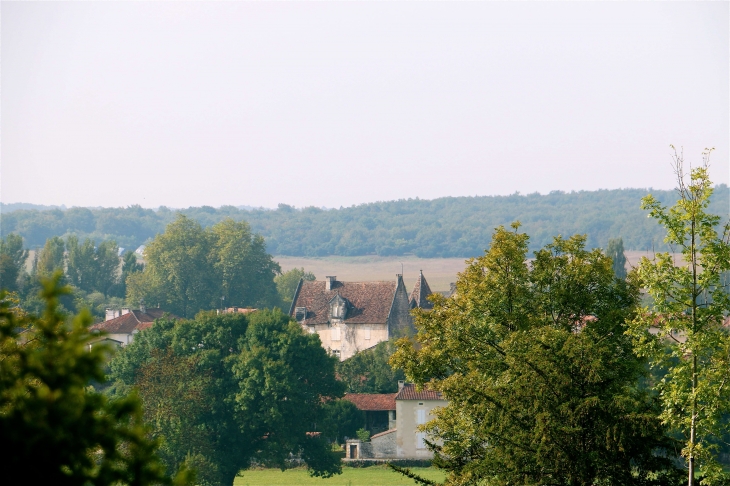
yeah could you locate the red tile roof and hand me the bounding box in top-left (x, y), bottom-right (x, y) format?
top-left (90, 308), bottom-right (175, 334)
top-left (291, 280), bottom-right (398, 325)
top-left (395, 384), bottom-right (444, 401)
top-left (409, 271), bottom-right (434, 310)
top-left (343, 393), bottom-right (397, 411)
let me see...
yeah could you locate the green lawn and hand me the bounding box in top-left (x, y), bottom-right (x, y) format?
top-left (234, 466), bottom-right (445, 486)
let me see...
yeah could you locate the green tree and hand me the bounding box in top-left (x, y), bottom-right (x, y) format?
top-left (36, 235), bottom-right (66, 278)
top-left (607, 237), bottom-right (628, 279)
top-left (212, 219), bottom-right (280, 309)
top-left (127, 216), bottom-right (280, 317)
top-left (119, 250), bottom-right (144, 297)
top-left (316, 399), bottom-right (364, 444)
top-left (392, 224), bottom-right (682, 486)
top-left (336, 339), bottom-right (405, 393)
top-left (276, 267), bottom-right (316, 310)
top-left (66, 236), bottom-right (120, 294)
top-left (627, 149), bottom-right (730, 485)
top-left (66, 235), bottom-right (97, 291)
top-left (109, 309), bottom-right (344, 485)
top-left (0, 233), bottom-right (29, 270)
top-left (0, 234), bottom-right (29, 291)
top-left (128, 215), bottom-right (215, 317)
top-left (0, 273), bottom-right (190, 485)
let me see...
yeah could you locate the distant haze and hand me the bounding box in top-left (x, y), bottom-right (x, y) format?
top-left (2, 1), bottom-right (728, 209)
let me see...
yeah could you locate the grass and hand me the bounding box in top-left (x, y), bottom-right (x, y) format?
top-left (234, 465), bottom-right (445, 486)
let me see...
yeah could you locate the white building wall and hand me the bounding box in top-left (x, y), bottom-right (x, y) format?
top-left (395, 399), bottom-right (447, 459)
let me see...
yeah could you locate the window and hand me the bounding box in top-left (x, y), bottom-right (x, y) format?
top-left (331, 326), bottom-right (341, 341)
top-left (417, 409), bottom-right (426, 425)
top-left (364, 325), bottom-right (371, 340)
top-left (416, 432), bottom-right (426, 449)
top-left (332, 349), bottom-right (341, 358)
top-left (294, 307), bottom-right (307, 322)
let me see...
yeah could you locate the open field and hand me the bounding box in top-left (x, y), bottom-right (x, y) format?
top-left (276, 252), bottom-right (684, 294)
top-left (234, 466), bottom-right (445, 486)
top-left (276, 255), bottom-right (468, 294)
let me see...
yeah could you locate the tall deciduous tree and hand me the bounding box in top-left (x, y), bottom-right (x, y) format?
top-left (627, 148), bottom-right (730, 485)
top-left (0, 273), bottom-right (190, 485)
top-left (275, 267), bottom-right (316, 310)
top-left (0, 234), bottom-right (27, 291)
top-left (35, 236), bottom-right (66, 278)
top-left (109, 309), bottom-right (343, 486)
top-left (336, 339), bottom-right (405, 394)
top-left (66, 236), bottom-right (120, 295)
top-left (212, 219), bottom-right (280, 309)
top-left (127, 215), bottom-right (280, 317)
top-left (392, 224), bottom-right (682, 486)
top-left (607, 237), bottom-right (628, 279)
top-left (127, 215), bottom-right (216, 317)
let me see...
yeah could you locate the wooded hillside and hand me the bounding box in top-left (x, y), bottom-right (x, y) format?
top-left (2, 185), bottom-right (728, 257)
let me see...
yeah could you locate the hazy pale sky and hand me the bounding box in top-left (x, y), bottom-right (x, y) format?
top-left (2, 1), bottom-right (728, 209)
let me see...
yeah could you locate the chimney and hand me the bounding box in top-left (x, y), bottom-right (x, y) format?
top-left (105, 308), bottom-right (119, 321)
top-left (325, 276), bottom-right (336, 291)
top-left (121, 308), bottom-right (130, 316)
top-left (139, 299), bottom-right (146, 314)
top-left (398, 380), bottom-right (405, 390)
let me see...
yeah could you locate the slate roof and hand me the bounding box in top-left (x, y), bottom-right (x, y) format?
top-left (395, 384), bottom-right (444, 401)
top-left (291, 280), bottom-right (398, 325)
top-left (409, 271), bottom-right (434, 310)
top-left (90, 308), bottom-right (173, 334)
top-left (343, 393), bottom-right (397, 411)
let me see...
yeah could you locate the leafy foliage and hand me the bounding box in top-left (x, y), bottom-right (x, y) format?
top-left (336, 340), bottom-right (406, 394)
top-left (392, 224), bottom-right (682, 486)
top-left (126, 215), bottom-right (280, 317)
top-left (627, 149), bottom-right (730, 485)
top-left (316, 399), bottom-right (364, 444)
top-left (108, 309), bottom-right (344, 485)
top-left (66, 235), bottom-right (120, 296)
top-left (607, 237), bottom-right (628, 279)
top-left (0, 273), bottom-right (189, 485)
top-left (3, 186), bottom-right (728, 257)
top-left (0, 234), bottom-right (28, 291)
top-left (276, 267), bottom-right (316, 310)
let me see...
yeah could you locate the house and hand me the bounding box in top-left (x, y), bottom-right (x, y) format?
top-left (342, 393), bottom-right (397, 436)
top-left (345, 381), bottom-right (447, 460)
top-left (289, 275), bottom-right (413, 360)
top-left (394, 382), bottom-right (446, 459)
top-left (90, 305), bottom-right (176, 346)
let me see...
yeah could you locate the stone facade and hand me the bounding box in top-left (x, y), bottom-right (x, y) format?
top-left (346, 429), bottom-right (397, 459)
top-left (344, 382), bottom-right (447, 460)
top-left (289, 275), bottom-right (413, 360)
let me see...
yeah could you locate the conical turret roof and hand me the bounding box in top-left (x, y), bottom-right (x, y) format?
top-left (409, 270), bottom-right (434, 310)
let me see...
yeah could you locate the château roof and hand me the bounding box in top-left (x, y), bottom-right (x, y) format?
top-left (290, 279), bottom-right (399, 325)
top-left (90, 308), bottom-right (174, 334)
top-left (395, 383), bottom-right (444, 401)
top-left (409, 270), bottom-right (434, 310)
top-left (343, 393), bottom-right (397, 411)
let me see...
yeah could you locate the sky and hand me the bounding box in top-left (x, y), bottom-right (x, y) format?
top-left (2, 1), bottom-right (728, 209)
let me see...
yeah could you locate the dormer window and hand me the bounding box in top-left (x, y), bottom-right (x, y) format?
top-left (329, 294), bottom-right (348, 320)
top-left (294, 307), bottom-right (307, 322)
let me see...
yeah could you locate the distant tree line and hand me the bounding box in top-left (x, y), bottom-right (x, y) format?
top-left (2, 185), bottom-right (728, 257)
